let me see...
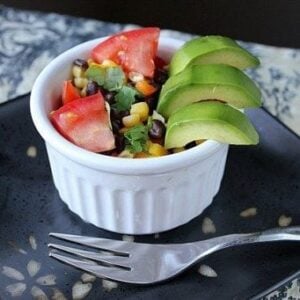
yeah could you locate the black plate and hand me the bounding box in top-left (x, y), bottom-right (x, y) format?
top-left (0, 95), bottom-right (299, 299)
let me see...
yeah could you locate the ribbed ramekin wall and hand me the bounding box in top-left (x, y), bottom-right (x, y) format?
top-left (46, 144), bottom-right (228, 234)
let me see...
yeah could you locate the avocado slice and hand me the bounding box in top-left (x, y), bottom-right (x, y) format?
top-left (169, 35), bottom-right (260, 76)
top-left (165, 101), bottom-right (259, 148)
top-left (157, 64), bottom-right (262, 118)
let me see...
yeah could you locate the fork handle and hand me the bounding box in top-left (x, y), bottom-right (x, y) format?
top-left (228, 226), bottom-right (300, 246)
top-left (249, 226), bottom-right (300, 243)
top-left (194, 226), bottom-right (300, 255)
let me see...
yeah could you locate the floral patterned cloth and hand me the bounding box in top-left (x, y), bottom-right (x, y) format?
top-left (262, 276), bottom-right (300, 300)
top-left (0, 5), bottom-right (300, 135)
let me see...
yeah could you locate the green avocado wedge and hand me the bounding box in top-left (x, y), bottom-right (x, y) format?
top-left (165, 101), bottom-right (259, 149)
top-left (169, 35), bottom-right (260, 76)
top-left (157, 64), bottom-right (262, 118)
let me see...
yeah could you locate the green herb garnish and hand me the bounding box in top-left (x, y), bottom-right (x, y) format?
top-left (104, 67), bottom-right (126, 91)
top-left (124, 124), bottom-right (149, 153)
top-left (113, 86), bottom-right (138, 112)
top-left (85, 65), bottom-right (125, 91)
top-left (85, 65), bottom-right (106, 86)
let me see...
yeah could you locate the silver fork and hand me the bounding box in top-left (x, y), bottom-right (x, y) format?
top-left (48, 226), bottom-right (300, 284)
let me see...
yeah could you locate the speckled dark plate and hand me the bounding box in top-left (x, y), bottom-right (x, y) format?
top-left (0, 95), bottom-right (299, 300)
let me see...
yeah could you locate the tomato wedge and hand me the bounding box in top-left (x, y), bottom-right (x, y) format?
top-left (62, 80), bottom-right (80, 104)
top-left (91, 27), bottom-right (160, 78)
top-left (51, 92), bottom-right (115, 152)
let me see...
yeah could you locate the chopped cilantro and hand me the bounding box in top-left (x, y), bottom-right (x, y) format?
top-left (104, 67), bottom-right (126, 91)
top-left (85, 65), bottom-right (106, 86)
top-left (113, 86), bottom-right (138, 112)
top-left (124, 124), bottom-right (149, 153)
top-left (85, 65), bottom-right (125, 91)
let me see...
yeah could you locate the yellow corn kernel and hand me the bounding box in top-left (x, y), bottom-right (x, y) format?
top-left (172, 147), bottom-right (185, 153)
top-left (89, 62), bottom-right (103, 69)
top-left (118, 150), bottom-right (134, 158)
top-left (134, 152), bottom-right (150, 158)
top-left (74, 77), bottom-right (88, 89)
top-left (148, 142), bottom-right (168, 157)
top-left (72, 65), bottom-right (84, 78)
top-left (101, 59), bottom-right (118, 67)
top-left (122, 113), bottom-right (141, 128)
top-left (130, 102), bottom-right (149, 122)
top-left (119, 127), bottom-right (129, 134)
top-left (80, 86), bottom-right (87, 97)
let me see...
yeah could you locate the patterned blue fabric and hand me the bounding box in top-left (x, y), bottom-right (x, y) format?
top-left (0, 5), bottom-right (125, 101)
top-left (262, 275), bottom-right (300, 299)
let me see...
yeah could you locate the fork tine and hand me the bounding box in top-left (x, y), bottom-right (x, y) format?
top-left (49, 251), bottom-right (130, 283)
top-left (49, 233), bottom-right (131, 254)
top-left (48, 243), bottom-right (131, 269)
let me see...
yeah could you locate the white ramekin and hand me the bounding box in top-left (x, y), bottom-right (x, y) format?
top-left (30, 36), bottom-right (229, 235)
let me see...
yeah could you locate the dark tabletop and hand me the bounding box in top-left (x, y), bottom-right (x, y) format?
top-left (0, 94), bottom-right (299, 299)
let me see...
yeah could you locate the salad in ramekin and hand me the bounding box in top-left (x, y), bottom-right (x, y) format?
top-left (30, 28), bottom-right (261, 234)
top-left (49, 28), bottom-right (261, 158)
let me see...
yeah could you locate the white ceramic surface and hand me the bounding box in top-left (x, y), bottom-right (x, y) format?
top-left (30, 36), bottom-right (229, 234)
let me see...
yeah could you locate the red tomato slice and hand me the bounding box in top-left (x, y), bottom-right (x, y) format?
top-left (51, 92), bottom-right (115, 153)
top-left (62, 80), bottom-right (80, 104)
top-left (92, 27), bottom-right (160, 78)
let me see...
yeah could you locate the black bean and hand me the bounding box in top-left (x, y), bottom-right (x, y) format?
top-left (111, 119), bottom-right (122, 133)
top-left (110, 107), bottom-right (129, 120)
top-left (73, 59), bottom-right (89, 70)
top-left (86, 81), bottom-right (99, 96)
top-left (144, 96), bottom-right (158, 114)
top-left (154, 68), bottom-right (168, 84)
top-left (110, 107), bottom-right (120, 120)
top-left (104, 92), bottom-right (115, 104)
top-left (115, 134), bottom-right (125, 152)
top-left (149, 120), bottom-right (166, 139)
top-left (185, 141), bottom-right (197, 149)
top-left (119, 110), bottom-right (130, 118)
top-left (99, 86), bottom-right (108, 95)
